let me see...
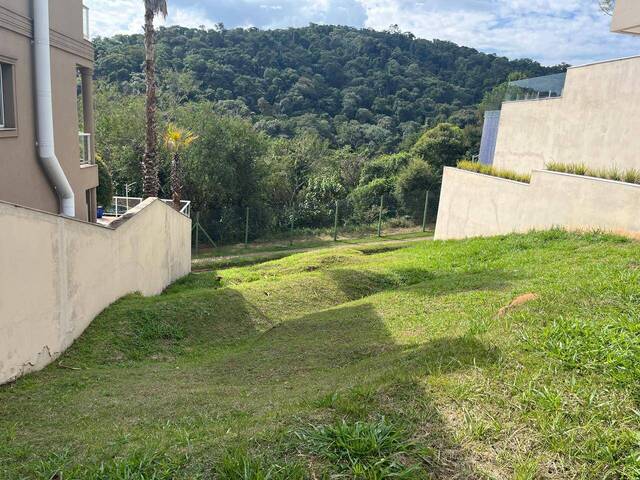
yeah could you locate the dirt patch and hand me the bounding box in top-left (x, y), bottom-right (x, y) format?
top-left (497, 293), bottom-right (539, 317)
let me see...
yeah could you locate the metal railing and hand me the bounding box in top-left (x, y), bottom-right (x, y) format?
top-left (104, 196), bottom-right (191, 218)
top-left (504, 72), bottom-right (567, 102)
top-left (79, 132), bottom-right (92, 165)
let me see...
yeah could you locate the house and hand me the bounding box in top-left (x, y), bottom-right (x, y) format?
top-left (0, 0), bottom-right (97, 221)
top-left (0, 0), bottom-right (192, 385)
top-left (435, 0), bottom-right (640, 240)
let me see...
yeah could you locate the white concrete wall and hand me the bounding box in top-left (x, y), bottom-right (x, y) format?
top-left (435, 167), bottom-right (640, 240)
top-left (493, 56), bottom-right (640, 175)
top-left (0, 198), bottom-right (191, 383)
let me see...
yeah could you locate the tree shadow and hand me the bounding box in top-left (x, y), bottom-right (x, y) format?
top-left (202, 296), bottom-right (502, 477)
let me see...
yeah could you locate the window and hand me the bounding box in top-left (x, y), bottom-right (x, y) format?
top-left (83, 5), bottom-right (90, 40)
top-left (0, 62), bottom-right (16, 130)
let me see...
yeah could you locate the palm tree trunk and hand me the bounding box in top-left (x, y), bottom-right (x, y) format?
top-left (171, 152), bottom-right (182, 211)
top-left (142, 6), bottom-right (159, 198)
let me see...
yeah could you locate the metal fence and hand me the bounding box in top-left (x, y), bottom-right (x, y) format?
top-left (191, 189), bottom-right (435, 252)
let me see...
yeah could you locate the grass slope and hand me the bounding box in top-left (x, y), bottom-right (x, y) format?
top-left (0, 231), bottom-right (638, 479)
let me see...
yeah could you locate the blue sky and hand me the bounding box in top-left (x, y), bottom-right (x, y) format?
top-left (85, 0), bottom-right (639, 66)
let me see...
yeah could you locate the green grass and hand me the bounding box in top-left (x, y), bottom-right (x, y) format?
top-left (192, 230), bottom-right (434, 270)
top-left (457, 160), bottom-right (532, 183)
top-left (1, 230), bottom-right (639, 479)
top-left (546, 162), bottom-right (640, 185)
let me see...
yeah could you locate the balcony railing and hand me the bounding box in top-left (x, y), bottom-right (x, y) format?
top-left (504, 72), bottom-right (567, 102)
top-left (104, 196), bottom-right (192, 218)
top-left (79, 132), bottom-right (93, 165)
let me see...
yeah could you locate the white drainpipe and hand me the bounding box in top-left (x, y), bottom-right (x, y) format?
top-left (33, 0), bottom-right (75, 217)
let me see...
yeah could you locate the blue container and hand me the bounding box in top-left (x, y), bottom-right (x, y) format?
top-left (97, 206), bottom-right (104, 219)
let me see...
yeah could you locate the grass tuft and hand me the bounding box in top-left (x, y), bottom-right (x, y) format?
top-left (296, 419), bottom-right (419, 477)
top-left (546, 162), bottom-right (640, 185)
top-left (216, 450), bottom-right (305, 480)
top-left (457, 160), bottom-right (531, 183)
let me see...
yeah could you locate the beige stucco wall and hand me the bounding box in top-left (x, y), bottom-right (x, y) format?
top-left (612, 0), bottom-right (640, 35)
top-left (0, 199), bottom-right (192, 384)
top-left (434, 167), bottom-right (640, 240)
top-left (492, 56), bottom-right (640, 175)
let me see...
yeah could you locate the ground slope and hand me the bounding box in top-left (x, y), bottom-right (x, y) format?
top-left (0, 231), bottom-right (638, 479)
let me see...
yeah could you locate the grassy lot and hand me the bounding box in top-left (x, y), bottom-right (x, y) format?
top-left (1, 230), bottom-right (639, 479)
top-left (192, 230), bottom-right (434, 270)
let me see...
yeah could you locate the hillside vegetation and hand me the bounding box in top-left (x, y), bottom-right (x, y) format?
top-left (94, 25), bottom-right (566, 244)
top-left (95, 24), bottom-right (563, 151)
top-left (1, 231), bottom-right (638, 479)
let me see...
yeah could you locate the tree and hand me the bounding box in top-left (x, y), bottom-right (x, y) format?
top-left (164, 123), bottom-right (198, 210)
top-left (411, 123), bottom-right (466, 172)
top-left (96, 155), bottom-right (114, 208)
top-left (395, 159), bottom-right (439, 221)
top-left (142, 0), bottom-right (168, 198)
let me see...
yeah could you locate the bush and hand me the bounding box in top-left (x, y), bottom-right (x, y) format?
top-left (395, 159), bottom-right (439, 221)
top-left (96, 155), bottom-right (113, 208)
top-left (411, 123), bottom-right (465, 172)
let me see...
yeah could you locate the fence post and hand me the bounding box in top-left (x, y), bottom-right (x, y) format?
top-left (422, 190), bottom-right (430, 232)
top-left (244, 207), bottom-right (250, 247)
top-left (290, 212), bottom-right (295, 246)
top-left (195, 212), bottom-right (200, 256)
top-left (333, 200), bottom-right (339, 242)
top-left (377, 195), bottom-right (384, 237)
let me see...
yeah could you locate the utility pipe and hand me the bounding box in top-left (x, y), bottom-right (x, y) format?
top-left (33, 0), bottom-right (75, 217)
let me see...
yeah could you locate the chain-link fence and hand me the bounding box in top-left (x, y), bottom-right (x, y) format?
top-left (191, 189), bottom-right (436, 253)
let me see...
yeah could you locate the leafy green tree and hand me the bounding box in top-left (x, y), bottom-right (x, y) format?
top-left (395, 159), bottom-right (439, 221)
top-left (411, 123), bottom-right (466, 172)
top-left (96, 155), bottom-right (114, 208)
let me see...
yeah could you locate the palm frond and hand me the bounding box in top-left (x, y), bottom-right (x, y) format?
top-left (144, 0), bottom-right (168, 18)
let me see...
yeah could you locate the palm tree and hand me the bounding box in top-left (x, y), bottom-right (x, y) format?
top-left (164, 123), bottom-right (198, 211)
top-left (142, 0), bottom-right (167, 199)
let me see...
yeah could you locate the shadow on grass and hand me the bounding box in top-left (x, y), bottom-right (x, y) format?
top-left (204, 299), bottom-right (499, 477)
top-left (1, 264), bottom-right (512, 478)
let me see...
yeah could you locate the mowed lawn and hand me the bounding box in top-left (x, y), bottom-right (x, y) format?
top-left (0, 231), bottom-right (638, 479)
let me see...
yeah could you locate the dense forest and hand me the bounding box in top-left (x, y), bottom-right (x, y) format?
top-left (94, 24), bottom-right (566, 242)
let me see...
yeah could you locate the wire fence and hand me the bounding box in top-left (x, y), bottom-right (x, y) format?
top-left (192, 189), bottom-right (435, 254)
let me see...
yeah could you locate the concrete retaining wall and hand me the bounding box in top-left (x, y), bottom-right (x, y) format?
top-left (0, 198), bottom-right (191, 383)
top-left (493, 56), bottom-right (640, 175)
top-left (434, 167), bottom-right (640, 240)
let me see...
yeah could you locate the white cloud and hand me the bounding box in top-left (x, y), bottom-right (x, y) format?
top-left (85, 0), bottom-right (640, 66)
top-left (356, 0), bottom-right (639, 65)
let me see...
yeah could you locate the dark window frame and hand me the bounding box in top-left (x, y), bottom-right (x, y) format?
top-left (0, 58), bottom-right (17, 134)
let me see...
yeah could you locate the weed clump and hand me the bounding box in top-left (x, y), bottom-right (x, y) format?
top-left (296, 419), bottom-right (420, 478)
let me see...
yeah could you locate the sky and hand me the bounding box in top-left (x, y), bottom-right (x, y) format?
top-left (85, 0), bottom-right (639, 66)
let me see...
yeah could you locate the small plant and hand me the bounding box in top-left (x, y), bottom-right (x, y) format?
top-left (457, 160), bottom-right (531, 183)
top-left (296, 419), bottom-right (418, 477)
top-left (216, 450), bottom-right (305, 480)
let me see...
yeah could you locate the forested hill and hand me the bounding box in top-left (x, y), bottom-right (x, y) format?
top-left (94, 24), bottom-right (565, 150)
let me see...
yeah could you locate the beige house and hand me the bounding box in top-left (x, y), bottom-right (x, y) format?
top-left (435, 0), bottom-right (640, 240)
top-left (0, 0), bottom-right (97, 221)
